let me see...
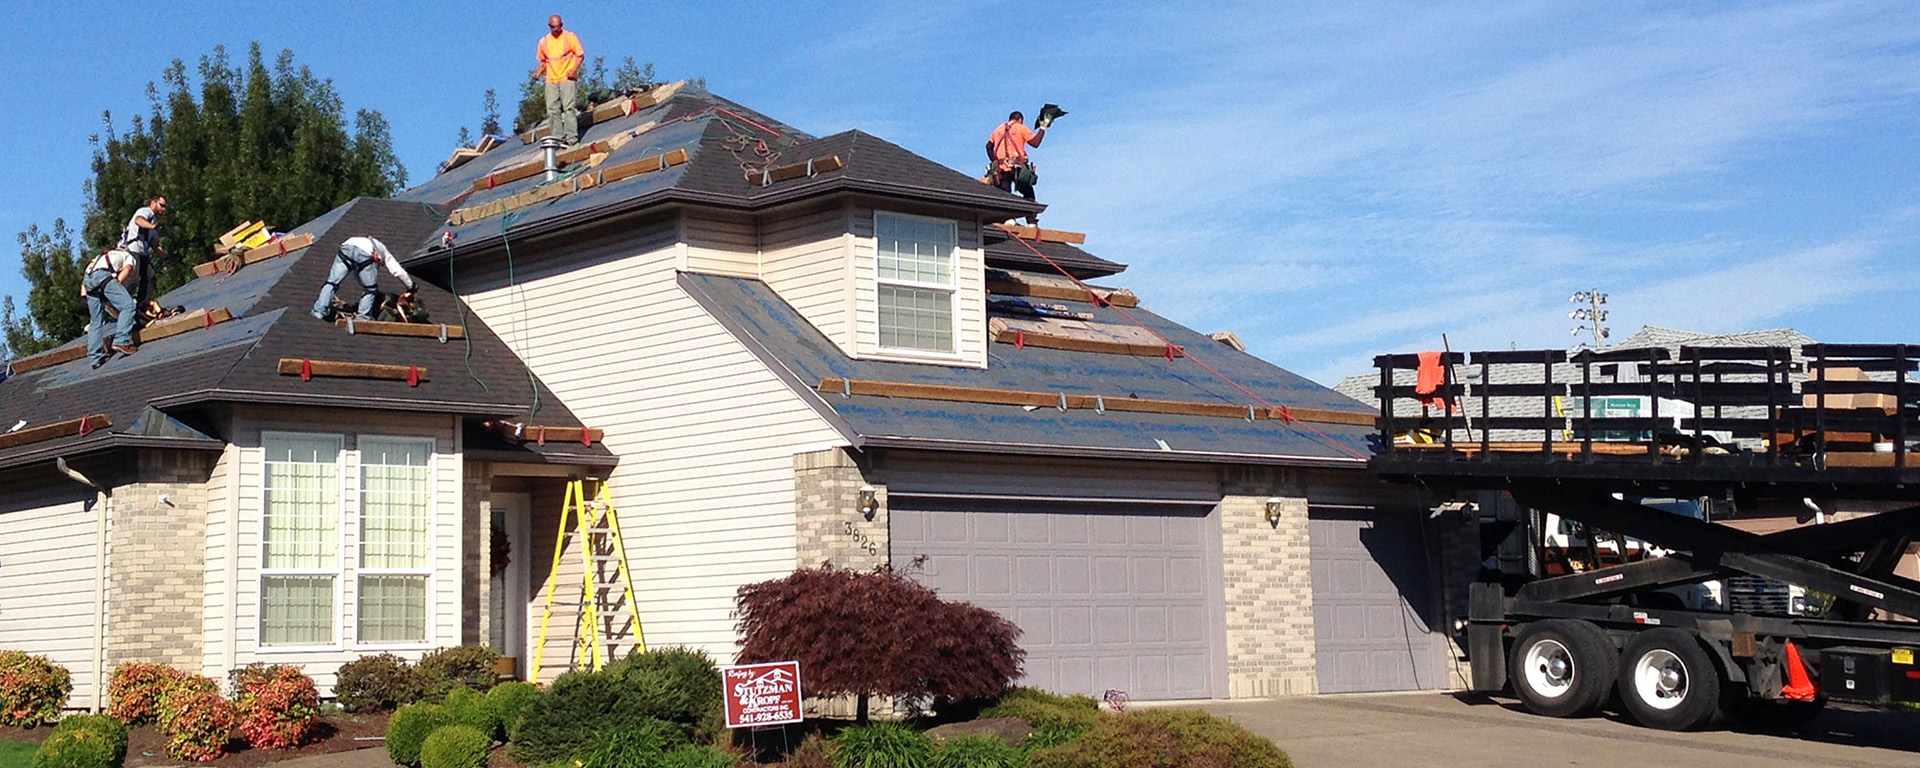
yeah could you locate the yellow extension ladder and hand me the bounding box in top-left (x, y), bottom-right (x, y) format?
top-left (531, 478), bottom-right (646, 683)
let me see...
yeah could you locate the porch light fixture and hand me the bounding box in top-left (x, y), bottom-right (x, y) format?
top-left (1264, 497), bottom-right (1285, 528)
top-left (857, 485), bottom-right (879, 521)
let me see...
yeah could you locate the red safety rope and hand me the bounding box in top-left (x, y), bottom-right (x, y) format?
top-left (1002, 230), bottom-right (1370, 461)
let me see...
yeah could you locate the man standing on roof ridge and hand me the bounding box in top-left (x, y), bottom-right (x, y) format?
top-left (312, 236), bottom-right (417, 322)
top-left (535, 14), bottom-right (585, 146)
top-left (986, 110), bottom-right (1048, 224)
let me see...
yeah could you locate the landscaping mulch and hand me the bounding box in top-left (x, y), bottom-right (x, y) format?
top-left (0, 710), bottom-right (389, 768)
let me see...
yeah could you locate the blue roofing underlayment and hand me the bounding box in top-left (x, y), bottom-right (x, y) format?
top-left (680, 272), bottom-right (1374, 463)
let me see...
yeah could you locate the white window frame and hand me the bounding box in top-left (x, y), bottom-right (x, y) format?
top-left (258, 431), bottom-right (346, 651)
top-left (354, 436), bottom-right (437, 649)
top-left (873, 211), bottom-right (961, 356)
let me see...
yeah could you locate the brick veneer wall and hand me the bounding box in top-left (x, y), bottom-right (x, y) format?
top-left (1219, 466), bottom-right (1317, 697)
top-left (106, 450), bottom-right (217, 670)
top-left (793, 448), bottom-right (886, 572)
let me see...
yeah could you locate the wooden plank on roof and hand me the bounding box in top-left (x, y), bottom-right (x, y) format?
top-left (6, 344), bottom-right (87, 375)
top-left (628, 80), bottom-right (684, 111)
top-left (448, 171), bottom-right (602, 226)
top-left (556, 140), bottom-right (611, 166)
top-left (334, 318), bottom-right (466, 339)
top-left (814, 377), bottom-right (1373, 427)
top-left (0, 414), bottom-right (112, 450)
top-left (487, 420), bottom-right (604, 446)
top-left (276, 358), bottom-right (428, 384)
top-left (136, 308), bottom-right (234, 344)
top-left (471, 159), bottom-right (549, 191)
top-left (986, 276), bottom-right (1140, 308)
top-left (992, 223), bottom-right (1087, 245)
top-left (588, 97), bottom-right (633, 124)
top-left (762, 155), bottom-right (845, 185)
top-left (192, 233), bottom-right (316, 278)
top-left (989, 318), bottom-right (1176, 358)
top-left (600, 148), bottom-right (690, 184)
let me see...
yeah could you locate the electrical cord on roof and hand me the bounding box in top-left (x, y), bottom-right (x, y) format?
top-left (417, 200), bottom-right (492, 394)
top-left (1001, 231), bottom-right (1371, 461)
top-left (499, 211), bottom-right (542, 421)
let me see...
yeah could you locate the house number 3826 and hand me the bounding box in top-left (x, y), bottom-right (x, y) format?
top-left (842, 521), bottom-right (879, 557)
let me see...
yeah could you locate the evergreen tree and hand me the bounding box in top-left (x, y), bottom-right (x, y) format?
top-left (513, 56), bottom-right (657, 133)
top-left (3, 44), bottom-right (403, 359)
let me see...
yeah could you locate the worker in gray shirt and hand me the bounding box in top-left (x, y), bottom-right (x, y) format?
top-left (312, 236), bottom-right (418, 321)
top-left (82, 247), bottom-right (139, 368)
top-left (121, 195), bottom-right (167, 310)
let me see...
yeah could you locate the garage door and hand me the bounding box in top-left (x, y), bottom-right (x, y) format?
top-left (1309, 507), bottom-right (1449, 694)
top-left (892, 499), bottom-right (1219, 701)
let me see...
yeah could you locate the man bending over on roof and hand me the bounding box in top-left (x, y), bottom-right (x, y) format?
top-left (987, 111), bottom-right (1047, 223)
top-left (312, 236), bottom-right (417, 322)
top-left (535, 14), bottom-right (585, 145)
top-left (81, 245), bottom-right (139, 369)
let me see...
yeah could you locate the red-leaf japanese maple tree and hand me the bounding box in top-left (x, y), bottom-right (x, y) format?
top-left (735, 564), bottom-right (1025, 721)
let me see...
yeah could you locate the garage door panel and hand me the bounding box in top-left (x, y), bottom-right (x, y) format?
top-left (1310, 508), bottom-right (1449, 694)
top-left (893, 501), bottom-right (1217, 701)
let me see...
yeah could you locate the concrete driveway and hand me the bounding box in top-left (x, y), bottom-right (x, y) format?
top-left (1189, 693), bottom-right (1920, 768)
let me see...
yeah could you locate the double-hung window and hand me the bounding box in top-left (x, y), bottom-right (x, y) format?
top-left (261, 434), bottom-right (343, 646)
top-left (875, 212), bottom-right (958, 353)
top-left (357, 438), bottom-right (433, 645)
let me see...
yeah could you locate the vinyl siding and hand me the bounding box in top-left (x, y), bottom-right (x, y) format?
top-left (202, 440), bottom-right (238, 677)
top-left (218, 406), bottom-right (463, 693)
top-left (0, 483), bottom-right (102, 703)
top-left (460, 221), bottom-right (847, 672)
top-left (851, 204), bottom-right (988, 368)
top-left (760, 202), bottom-right (856, 355)
top-left (681, 210), bottom-right (759, 278)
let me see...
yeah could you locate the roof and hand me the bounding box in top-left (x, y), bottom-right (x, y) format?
top-left (399, 85), bottom-right (1045, 268)
top-left (0, 197), bottom-right (611, 472)
top-left (982, 228), bottom-right (1126, 279)
top-left (680, 270), bottom-right (1373, 466)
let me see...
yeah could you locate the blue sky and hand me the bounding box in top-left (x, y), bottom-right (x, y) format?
top-left (4, 1), bottom-right (1919, 384)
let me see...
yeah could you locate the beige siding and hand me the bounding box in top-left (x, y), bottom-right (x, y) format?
top-left (0, 483), bottom-right (103, 703)
top-left (461, 225), bottom-right (847, 667)
top-left (681, 210), bottom-right (759, 278)
top-left (851, 204), bottom-right (988, 368)
top-left (219, 406), bottom-right (463, 693)
top-left (760, 203), bottom-right (856, 354)
top-left (203, 442), bottom-right (237, 677)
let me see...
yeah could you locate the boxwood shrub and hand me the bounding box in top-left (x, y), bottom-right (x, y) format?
top-left (420, 724), bottom-right (491, 768)
top-left (1027, 709), bottom-right (1291, 768)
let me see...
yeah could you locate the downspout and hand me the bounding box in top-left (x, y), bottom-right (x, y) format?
top-left (56, 457), bottom-right (108, 714)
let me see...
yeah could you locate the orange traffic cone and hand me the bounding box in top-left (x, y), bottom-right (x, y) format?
top-left (1782, 641), bottom-right (1817, 702)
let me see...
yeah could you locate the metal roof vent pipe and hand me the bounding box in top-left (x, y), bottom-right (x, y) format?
top-left (539, 136), bottom-right (565, 182)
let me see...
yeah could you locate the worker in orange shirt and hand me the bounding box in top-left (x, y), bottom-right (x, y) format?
top-left (986, 106), bottom-right (1063, 224)
top-left (534, 14), bottom-right (585, 145)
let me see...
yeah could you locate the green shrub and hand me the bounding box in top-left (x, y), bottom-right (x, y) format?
top-left (509, 646), bottom-right (718, 764)
top-left (485, 681), bottom-right (539, 738)
top-left (659, 743), bottom-right (742, 768)
top-left (0, 651), bottom-right (73, 727)
top-left (440, 687), bottom-right (500, 742)
top-left (231, 664), bottom-right (321, 749)
top-left (387, 703), bottom-right (451, 767)
top-left (786, 733), bottom-right (833, 768)
top-left (418, 646), bottom-right (500, 697)
top-left (831, 722), bottom-right (933, 768)
top-left (573, 718), bottom-right (682, 768)
top-left (106, 662), bottom-right (187, 725)
top-left (33, 714), bottom-right (128, 768)
top-left (983, 688), bottom-right (1102, 735)
top-left (156, 689), bottom-right (237, 762)
top-left (420, 724), bottom-right (491, 768)
top-left (932, 734), bottom-right (1023, 768)
top-left (335, 653), bottom-right (429, 712)
top-left (1021, 722), bottom-right (1083, 754)
top-left (1027, 709), bottom-right (1290, 768)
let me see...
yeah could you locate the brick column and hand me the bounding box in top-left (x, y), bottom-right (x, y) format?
top-left (1219, 466), bottom-right (1316, 698)
top-left (107, 450), bottom-right (216, 671)
top-left (462, 463), bottom-right (493, 646)
top-left (793, 448), bottom-right (886, 572)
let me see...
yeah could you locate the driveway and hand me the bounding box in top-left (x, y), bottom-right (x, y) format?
top-left (1189, 693), bottom-right (1920, 768)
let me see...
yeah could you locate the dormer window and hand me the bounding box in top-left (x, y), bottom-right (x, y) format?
top-left (875, 211), bottom-right (958, 353)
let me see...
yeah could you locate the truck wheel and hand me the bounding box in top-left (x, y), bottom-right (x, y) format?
top-left (1617, 628), bottom-right (1725, 730)
top-left (1509, 620), bottom-right (1616, 717)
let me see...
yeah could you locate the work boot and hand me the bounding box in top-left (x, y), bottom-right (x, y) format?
top-left (91, 357), bottom-right (108, 369)
top-left (112, 343), bottom-right (137, 357)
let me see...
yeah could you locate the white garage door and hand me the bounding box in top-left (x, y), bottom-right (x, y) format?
top-left (892, 499), bottom-right (1219, 701)
top-left (1309, 507), bottom-right (1450, 694)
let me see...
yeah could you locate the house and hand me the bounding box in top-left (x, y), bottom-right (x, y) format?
top-left (0, 83), bottom-right (1471, 709)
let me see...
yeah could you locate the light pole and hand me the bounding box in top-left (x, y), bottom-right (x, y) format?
top-left (1568, 291), bottom-right (1610, 350)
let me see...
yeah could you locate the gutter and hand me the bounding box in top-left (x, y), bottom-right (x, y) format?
top-left (855, 435), bottom-right (1371, 469)
top-left (0, 434), bottom-right (226, 474)
top-left (55, 458), bottom-right (108, 714)
top-left (150, 389), bottom-right (534, 417)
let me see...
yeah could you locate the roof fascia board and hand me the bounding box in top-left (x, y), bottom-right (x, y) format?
top-left (675, 272), bottom-right (866, 449)
top-left (463, 448), bottom-right (620, 468)
top-left (0, 434), bottom-right (227, 473)
top-left (151, 389), bottom-right (532, 416)
top-left (856, 435), bottom-right (1369, 469)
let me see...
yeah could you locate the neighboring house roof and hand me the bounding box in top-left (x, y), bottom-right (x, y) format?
top-left (0, 197), bottom-right (610, 472)
top-left (399, 85), bottom-right (1044, 267)
top-left (680, 270), bottom-right (1373, 466)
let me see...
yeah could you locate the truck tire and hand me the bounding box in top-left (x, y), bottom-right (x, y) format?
top-left (1509, 620), bottom-right (1616, 717)
top-left (1616, 628), bottom-right (1726, 730)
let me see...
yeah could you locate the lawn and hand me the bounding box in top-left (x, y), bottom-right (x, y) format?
top-left (0, 740), bottom-right (36, 768)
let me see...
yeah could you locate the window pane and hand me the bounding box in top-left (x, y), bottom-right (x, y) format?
top-left (878, 285), bottom-right (954, 352)
top-left (876, 212), bottom-right (956, 285)
top-left (262, 576), bottom-right (334, 646)
top-left (359, 575), bottom-right (428, 644)
top-left (361, 439), bottom-right (431, 570)
top-left (265, 441), bottom-right (338, 570)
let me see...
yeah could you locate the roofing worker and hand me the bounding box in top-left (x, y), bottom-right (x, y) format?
top-left (986, 111), bottom-right (1046, 218)
top-left (121, 194), bottom-right (167, 311)
top-left (81, 245), bottom-right (139, 369)
top-left (311, 236), bottom-right (417, 322)
top-left (534, 14), bottom-right (585, 145)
